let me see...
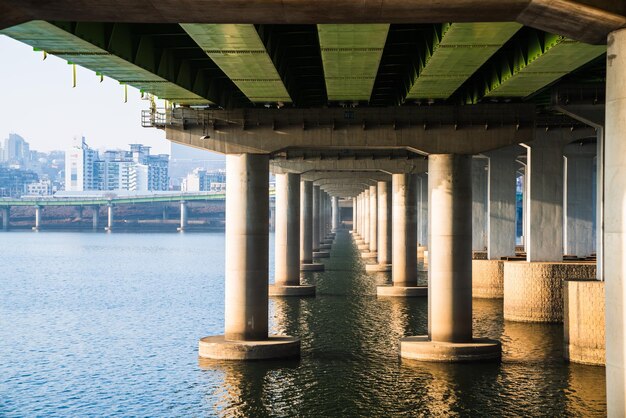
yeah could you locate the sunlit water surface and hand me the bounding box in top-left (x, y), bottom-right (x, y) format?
top-left (0, 231), bottom-right (606, 416)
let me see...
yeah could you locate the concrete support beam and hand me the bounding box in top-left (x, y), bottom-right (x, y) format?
top-left (92, 207), bottom-right (99, 231)
top-left (2, 207), bottom-right (9, 231)
top-left (300, 180), bottom-right (323, 271)
top-left (300, 180), bottom-right (313, 264)
top-left (271, 172), bottom-right (315, 297)
top-left (362, 189), bottom-right (370, 245)
top-left (105, 204), bottom-right (114, 232)
top-left (200, 153), bottom-right (299, 359)
top-left (486, 147), bottom-right (520, 259)
top-left (368, 184), bottom-right (378, 253)
top-left (472, 158), bottom-right (488, 252)
top-left (377, 174), bottom-right (424, 296)
top-left (605, 28), bottom-right (626, 416)
top-left (564, 144), bottom-right (596, 257)
top-left (4, 2), bottom-right (624, 44)
top-left (523, 133), bottom-right (567, 262)
top-left (352, 197), bottom-right (357, 232)
top-left (33, 206), bottom-right (41, 231)
top-left (312, 185), bottom-right (321, 252)
top-left (400, 154), bottom-right (500, 361)
top-left (332, 196), bottom-right (340, 232)
top-left (418, 174), bottom-right (428, 247)
top-left (178, 201), bottom-right (188, 232)
top-left (366, 180), bottom-right (392, 272)
top-left (377, 181), bottom-right (392, 265)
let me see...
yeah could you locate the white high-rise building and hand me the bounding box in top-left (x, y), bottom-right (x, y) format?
top-left (65, 137), bottom-right (98, 191)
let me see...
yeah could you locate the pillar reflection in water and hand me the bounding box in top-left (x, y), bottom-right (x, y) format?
top-left (198, 359), bottom-right (301, 417)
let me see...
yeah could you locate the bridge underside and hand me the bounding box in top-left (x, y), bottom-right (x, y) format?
top-left (3, 1), bottom-right (626, 414)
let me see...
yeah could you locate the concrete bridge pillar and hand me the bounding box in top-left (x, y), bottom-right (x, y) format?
top-left (312, 185), bottom-right (321, 251)
top-left (605, 28), bottom-right (626, 416)
top-left (2, 207), bottom-right (9, 231)
top-left (400, 154), bottom-right (500, 361)
top-left (92, 207), bottom-right (99, 231)
top-left (332, 196), bottom-right (340, 232)
top-left (523, 139), bottom-right (565, 262)
top-left (360, 188), bottom-right (370, 245)
top-left (418, 173), bottom-right (428, 247)
top-left (472, 148), bottom-right (518, 299)
top-left (366, 181), bottom-right (392, 272)
top-left (356, 192), bottom-right (363, 239)
top-left (378, 181), bottom-right (392, 265)
top-left (564, 146), bottom-right (595, 257)
top-left (33, 206), bottom-right (41, 231)
top-left (270, 173), bottom-right (315, 296)
top-left (178, 201), bottom-right (188, 232)
top-left (486, 148), bottom-right (518, 260)
top-left (352, 197), bottom-right (357, 232)
top-left (472, 158), bottom-right (488, 252)
top-left (377, 173), bottom-right (424, 296)
top-left (368, 184), bottom-right (378, 254)
top-left (199, 153), bottom-right (299, 360)
top-left (162, 205), bottom-right (168, 221)
top-left (301, 180), bottom-right (323, 271)
top-left (105, 204), bottom-right (114, 232)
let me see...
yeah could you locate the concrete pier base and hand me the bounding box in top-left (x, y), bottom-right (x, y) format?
top-left (269, 284), bottom-right (316, 297)
top-left (472, 259), bottom-right (504, 299)
top-left (320, 243), bottom-right (332, 250)
top-left (365, 263), bottom-right (392, 272)
top-left (564, 279), bottom-right (605, 365)
top-left (301, 263), bottom-right (325, 271)
top-left (400, 336), bottom-right (501, 362)
top-left (503, 261), bottom-right (596, 323)
top-left (360, 251), bottom-right (377, 259)
top-left (198, 335), bottom-right (300, 360)
top-left (313, 251), bottom-right (330, 258)
top-left (377, 286), bottom-right (427, 297)
top-left (357, 244), bottom-right (369, 250)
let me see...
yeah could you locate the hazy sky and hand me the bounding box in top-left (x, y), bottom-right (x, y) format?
top-left (0, 35), bottom-right (172, 154)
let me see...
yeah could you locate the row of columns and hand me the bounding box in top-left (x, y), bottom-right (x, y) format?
top-left (202, 154), bottom-right (347, 359)
top-left (1, 201), bottom-right (194, 232)
top-left (204, 29), bottom-right (625, 412)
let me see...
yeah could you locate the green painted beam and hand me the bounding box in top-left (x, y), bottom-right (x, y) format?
top-left (1, 21), bottom-right (210, 105)
top-left (407, 22), bottom-right (521, 100)
top-left (318, 24), bottom-right (389, 102)
top-left (181, 24), bottom-right (291, 103)
top-left (484, 35), bottom-right (606, 98)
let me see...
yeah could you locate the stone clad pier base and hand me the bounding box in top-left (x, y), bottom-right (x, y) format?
top-left (472, 259), bottom-right (504, 299)
top-left (564, 279), bottom-right (605, 365)
top-left (503, 262), bottom-right (596, 323)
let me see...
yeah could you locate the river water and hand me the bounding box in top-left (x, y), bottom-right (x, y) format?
top-left (0, 231), bottom-right (606, 417)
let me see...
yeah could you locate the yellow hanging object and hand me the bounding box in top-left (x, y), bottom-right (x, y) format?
top-left (100, 74), bottom-right (103, 83)
top-left (72, 64), bottom-right (76, 88)
top-left (43, 51), bottom-right (47, 60)
top-left (124, 84), bottom-right (128, 103)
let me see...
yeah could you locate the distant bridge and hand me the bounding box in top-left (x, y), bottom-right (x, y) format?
top-left (0, 192), bottom-right (225, 207)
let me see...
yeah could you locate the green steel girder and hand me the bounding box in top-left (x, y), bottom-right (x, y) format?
top-left (318, 24), bottom-right (390, 102)
top-left (1, 21), bottom-right (213, 105)
top-left (180, 24), bottom-right (291, 103)
top-left (1, 21), bottom-right (253, 108)
top-left (406, 22), bottom-right (521, 100)
top-left (456, 28), bottom-right (606, 104)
